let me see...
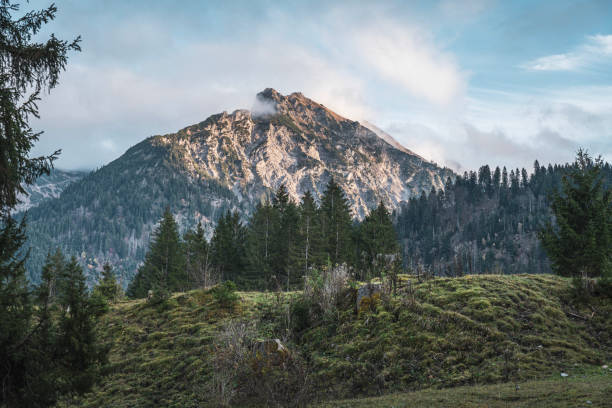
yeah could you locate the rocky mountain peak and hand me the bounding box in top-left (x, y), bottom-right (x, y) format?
top-left (23, 88), bottom-right (455, 282)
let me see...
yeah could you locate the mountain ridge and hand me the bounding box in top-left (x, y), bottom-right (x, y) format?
top-left (23, 89), bottom-right (453, 283)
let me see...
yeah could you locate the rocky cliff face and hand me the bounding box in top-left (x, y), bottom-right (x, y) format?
top-left (24, 89), bottom-right (453, 283)
top-left (155, 88), bottom-right (452, 219)
top-left (13, 169), bottom-right (86, 213)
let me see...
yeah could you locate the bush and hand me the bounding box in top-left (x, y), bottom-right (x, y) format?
top-left (303, 264), bottom-right (348, 317)
top-left (210, 280), bottom-right (239, 309)
top-left (208, 319), bottom-right (311, 407)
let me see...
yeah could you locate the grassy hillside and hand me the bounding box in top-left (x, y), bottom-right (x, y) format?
top-left (57, 275), bottom-right (611, 407)
top-left (321, 372), bottom-right (612, 408)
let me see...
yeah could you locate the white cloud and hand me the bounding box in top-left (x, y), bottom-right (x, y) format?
top-left (378, 85), bottom-right (612, 172)
top-left (348, 22), bottom-right (465, 105)
top-left (522, 34), bottom-right (612, 71)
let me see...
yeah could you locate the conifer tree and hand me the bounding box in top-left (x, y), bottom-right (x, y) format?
top-left (56, 256), bottom-right (107, 394)
top-left (358, 201), bottom-right (400, 278)
top-left (184, 222), bottom-right (212, 288)
top-left (540, 150), bottom-right (612, 282)
top-left (271, 185), bottom-right (300, 289)
top-left (290, 191), bottom-right (324, 280)
top-left (0, 2), bottom-right (90, 405)
top-left (127, 207), bottom-right (186, 298)
top-left (0, 216), bottom-right (34, 405)
top-left (94, 262), bottom-right (120, 302)
top-left (320, 178), bottom-right (354, 266)
top-left (245, 201), bottom-right (277, 289)
top-left (210, 210), bottom-right (245, 283)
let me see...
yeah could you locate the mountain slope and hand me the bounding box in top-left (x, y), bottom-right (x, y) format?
top-left (55, 275), bottom-right (612, 407)
top-left (13, 169), bottom-right (86, 213)
top-left (24, 89), bottom-right (453, 283)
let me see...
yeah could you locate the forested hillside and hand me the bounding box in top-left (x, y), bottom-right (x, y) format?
top-left (22, 89), bottom-right (451, 286)
top-left (397, 160), bottom-right (612, 276)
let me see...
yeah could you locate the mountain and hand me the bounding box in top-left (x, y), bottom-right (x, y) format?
top-left (23, 88), bottom-right (453, 284)
top-left (13, 169), bottom-right (87, 213)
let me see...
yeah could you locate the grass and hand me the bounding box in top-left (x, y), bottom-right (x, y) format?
top-left (56, 275), bottom-right (611, 407)
top-left (318, 369), bottom-right (612, 407)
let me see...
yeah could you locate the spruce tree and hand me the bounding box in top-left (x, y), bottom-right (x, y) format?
top-left (94, 262), bottom-right (120, 302)
top-left (245, 201), bottom-right (276, 289)
top-left (358, 201), bottom-right (400, 279)
top-left (0, 2), bottom-right (80, 215)
top-left (0, 3), bottom-right (89, 405)
top-left (540, 150), bottom-right (612, 282)
top-left (127, 207), bottom-right (186, 298)
top-left (290, 191), bottom-right (324, 281)
top-left (271, 185), bottom-right (300, 289)
top-left (56, 256), bottom-right (107, 394)
top-left (0, 216), bottom-right (33, 406)
top-left (184, 222), bottom-right (212, 288)
top-left (210, 210), bottom-right (245, 283)
top-left (320, 178), bottom-right (354, 266)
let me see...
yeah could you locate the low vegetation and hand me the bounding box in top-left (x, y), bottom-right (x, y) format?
top-left (55, 274), bottom-right (611, 407)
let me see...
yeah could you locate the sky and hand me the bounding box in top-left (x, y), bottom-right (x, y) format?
top-left (26, 0), bottom-right (612, 172)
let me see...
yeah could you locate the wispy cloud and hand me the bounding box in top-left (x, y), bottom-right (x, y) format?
top-left (350, 21), bottom-right (465, 105)
top-left (522, 34), bottom-right (612, 71)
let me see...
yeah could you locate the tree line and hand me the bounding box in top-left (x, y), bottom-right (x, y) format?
top-left (396, 157), bottom-right (612, 277)
top-left (127, 179), bottom-right (400, 297)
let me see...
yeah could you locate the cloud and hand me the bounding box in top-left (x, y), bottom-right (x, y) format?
top-left (522, 34), bottom-right (612, 71)
top-left (251, 95), bottom-right (277, 118)
top-left (348, 21), bottom-right (465, 105)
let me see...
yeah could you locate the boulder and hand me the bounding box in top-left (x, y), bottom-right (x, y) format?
top-left (357, 283), bottom-right (381, 310)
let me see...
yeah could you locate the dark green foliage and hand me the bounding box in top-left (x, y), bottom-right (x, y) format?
top-left (210, 210), bottom-right (246, 283)
top-left (22, 137), bottom-right (242, 286)
top-left (0, 1), bottom-right (80, 216)
top-left (320, 179), bottom-right (354, 266)
top-left (540, 150), bottom-right (612, 283)
top-left (290, 191), bottom-right (325, 282)
top-left (183, 222), bottom-right (213, 288)
top-left (356, 201), bottom-right (399, 280)
top-left (0, 3), bottom-right (100, 406)
top-left (127, 208), bottom-right (186, 298)
top-left (245, 201), bottom-right (277, 289)
top-left (94, 263), bottom-right (120, 302)
top-left (209, 280), bottom-right (239, 309)
top-left (271, 185), bottom-right (300, 289)
top-left (396, 157), bottom-right (612, 276)
top-left (56, 256), bottom-right (108, 394)
top-left (0, 248), bottom-right (107, 407)
top-left (0, 216), bottom-right (33, 406)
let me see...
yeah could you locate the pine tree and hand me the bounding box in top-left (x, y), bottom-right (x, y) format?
top-left (245, 201), bottom-right (277, 289)
top-left (540, 150), bottom-right (612, 282)
top-left (358, 201), bottom-right (400, 279)
top-left (289, 191), bottom-right (324, 281)
top-left (210, 210), bottom-right (245, 283)
top-left (320, 178), bottom-right (354, 266)
top-left (0, 2), bottom-right (80, 215)
top-left (271, 185), bottom-right (300, 289)
top-left (94, 262), bottom-right (120, 302)
top-left (184, 222), bottom-right (212, 288)
top-left (0, 216), bottom-right (34, 405)
top-left (127, 207), bottom-right (186, 298)
top-left (56, 256), bottom-right (107, 394)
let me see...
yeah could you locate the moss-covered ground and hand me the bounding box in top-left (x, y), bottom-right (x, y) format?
top-left (57, 275), bottom-right (611, 407)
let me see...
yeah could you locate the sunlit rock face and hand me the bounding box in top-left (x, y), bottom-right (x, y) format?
top-left (159, 88), bottom-right (453, 219)
top-left (24, 89), bottom-right (453, 283)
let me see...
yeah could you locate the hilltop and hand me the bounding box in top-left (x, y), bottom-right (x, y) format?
top-left (56, 274), bottom-right (611, 407)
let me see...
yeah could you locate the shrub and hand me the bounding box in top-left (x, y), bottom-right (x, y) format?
top-left (210, 280), bottom-right (240, 309)
top-left (304, 264), bottom-right (348, 317)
